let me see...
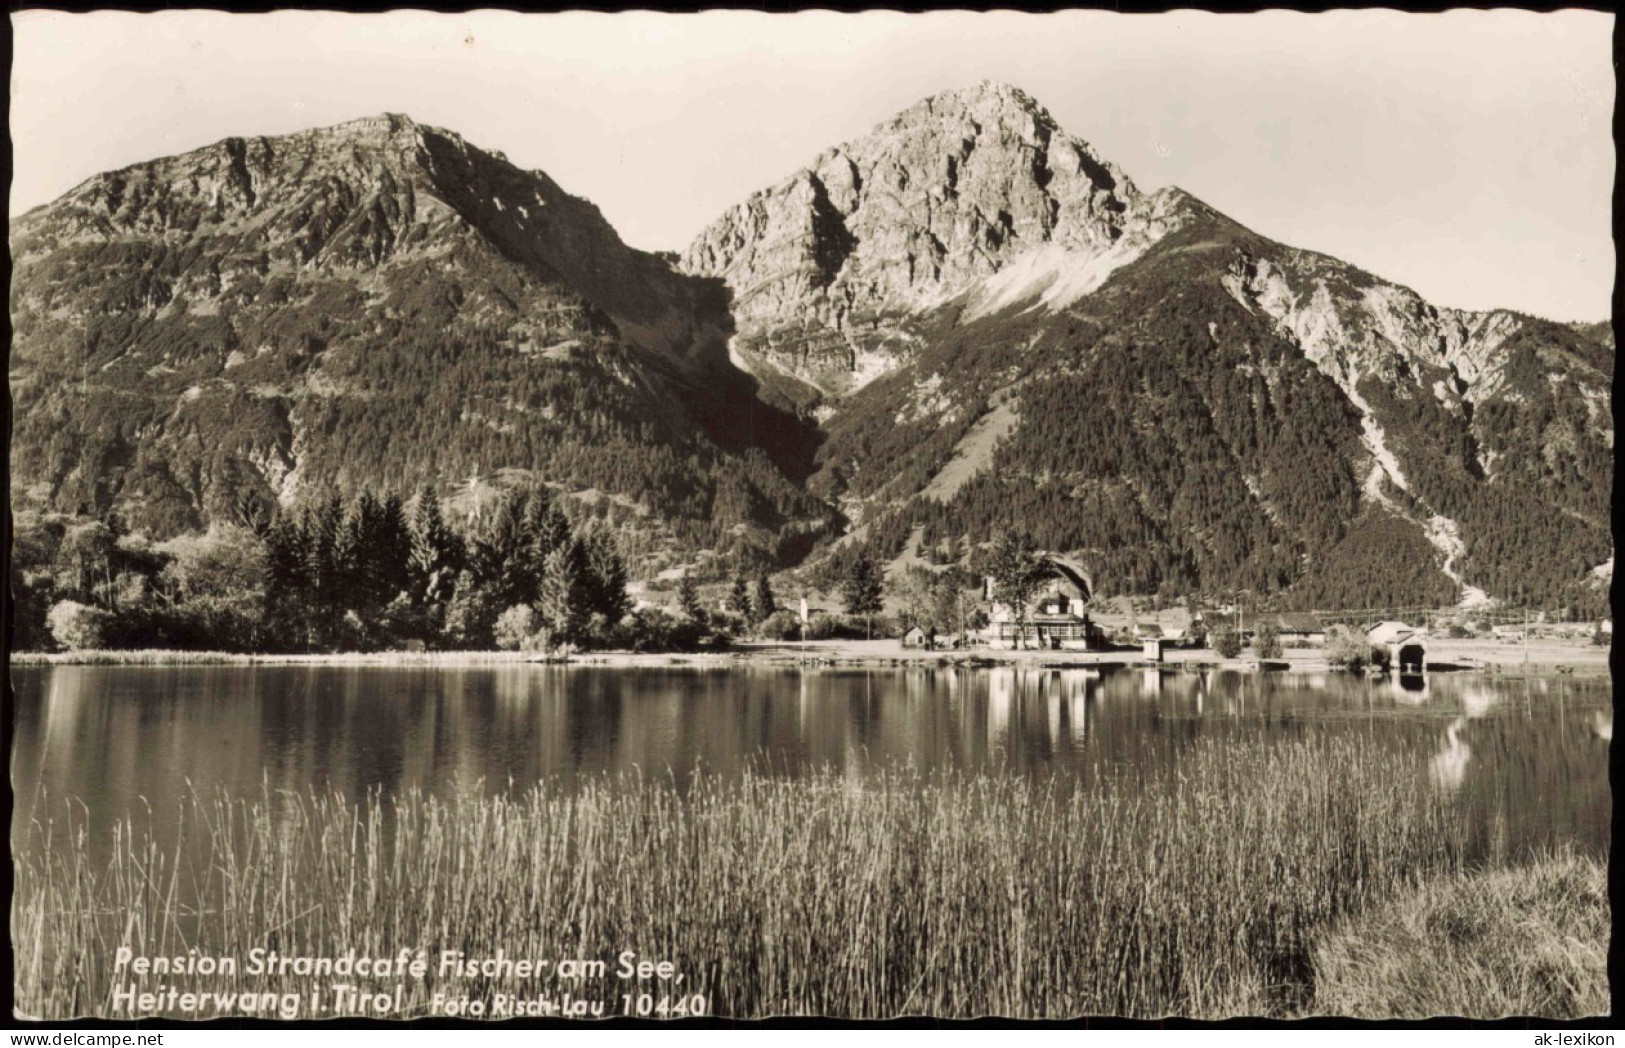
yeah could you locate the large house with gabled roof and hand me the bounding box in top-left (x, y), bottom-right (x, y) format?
top-left (983, 555), bottom-right (1104, 650)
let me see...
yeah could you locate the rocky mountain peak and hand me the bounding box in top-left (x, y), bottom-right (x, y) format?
top-left (681, 82), bottom-right (1169, 396)
top-left (7, 103), bottom-right (1610, 612)
top-left (305, 111), bottom-right (424, 142)
top-left (892, 80), bottom-right (1060, 137)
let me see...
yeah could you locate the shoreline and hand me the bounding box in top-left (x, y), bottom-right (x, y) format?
top-left (10, 637), bottom-right (1610, 677)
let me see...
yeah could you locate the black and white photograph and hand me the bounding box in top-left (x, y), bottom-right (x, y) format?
top-left (6, 8), bottom-right (1614, 1025)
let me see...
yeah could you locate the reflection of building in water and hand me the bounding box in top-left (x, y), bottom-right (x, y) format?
top-left (1140, 668), bottom-right (1162, 696)
top-left (1590, 711), bottom-right (1612, 741)
top-left (1047, 670), bottom-right (1094, 746)
top-left (1428, 678), bottom-right (1504, 792)
top-left (1389, 675), bottom-right (1430, 704)
top-left (988, 669), bottom-right (1014, 745)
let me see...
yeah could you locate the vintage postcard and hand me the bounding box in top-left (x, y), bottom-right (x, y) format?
top-left (8, 8), bottom-right (1613, 1027)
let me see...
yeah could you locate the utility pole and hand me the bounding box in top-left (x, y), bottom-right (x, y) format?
top-left (1523, 592), bottom-right (1530, 670)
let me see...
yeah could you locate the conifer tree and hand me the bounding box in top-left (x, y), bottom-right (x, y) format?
top-left (409, 486), bottom-right (463, 607)
top-left (842, 554), bottom-right (884, 640)
top-left (303, 496), bottom-right (346, 645)
top-left (479, 489), bottom-right (535, 608)
top-left (374, 493), bottom-right (412, 603)
top-left (729, 574), bottom-right (752, 621)
top-left (263, 513), bottom-right (310, 649)
top-left (583, 530), bottom-right (630, 623)
top-left (330, 504), bottom-right (365, 603)
top-left (752, 574), bottom-right (777, 625)
top-left (536, 540), bottom-right (591, 643)
top-left (532, 496), bottom-right (573, 565)
top-left (677, 572), bottom-right (704, 621)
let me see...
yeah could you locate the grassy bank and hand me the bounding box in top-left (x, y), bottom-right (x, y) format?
top-left (14, 735), bottom-right (1513, 1020)
top-left (12, 634), bottom-right (1609, 675)
top-left (1310, 852), bottom-right (1609, 1018)
top-left (8, 649), bottom-right (543, 666)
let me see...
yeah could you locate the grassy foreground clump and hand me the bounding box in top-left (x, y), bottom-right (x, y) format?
top-left (13, 735), bottom-right (1545, 1020)
top-left (1310, 852), bottom-right (1610, 1019)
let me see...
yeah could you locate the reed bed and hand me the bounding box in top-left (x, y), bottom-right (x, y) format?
top-left (16, 735), bottom-right (1492, 1019)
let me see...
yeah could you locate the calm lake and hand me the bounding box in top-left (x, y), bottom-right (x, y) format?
top-left (10, 665), bottom-right (1611, 866)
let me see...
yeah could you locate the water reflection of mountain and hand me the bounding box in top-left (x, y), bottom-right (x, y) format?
top-left (1428, 682), bottom-right (1501, 792)
top-left (11, 665), bottom-right (1611, 868)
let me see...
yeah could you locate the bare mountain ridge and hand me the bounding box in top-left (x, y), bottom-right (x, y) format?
top-left (14, 112), bottom-right (726, 372)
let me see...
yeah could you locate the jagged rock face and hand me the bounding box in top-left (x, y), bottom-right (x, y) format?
top-left (1222, 247), bottom-right (1522, 407)
top-left (1220, 244), bottom-right (1612, 481)
top-left (1215, 243), bottom-right (1611, 605)
top-left (9, 115), bottom-right (822, 557)
top-left (682, 82), bottom-right (1188, 395)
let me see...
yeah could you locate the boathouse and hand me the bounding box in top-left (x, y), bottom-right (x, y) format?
top-left (1368, 620), bottom-right (1427, 674)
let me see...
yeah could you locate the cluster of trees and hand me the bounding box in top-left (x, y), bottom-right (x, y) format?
top-left (12, 485), bottom-right (730, 655)
top-left (12, 508), bottom-right (282, 653)
top-left (715, 572), bottom-right (779, 627)
top-left (1322, 624), bottom-right (1388, 672)
top-left (1284, 508), bottom-right (1460, 612)
top-left (841, 536), bottom-right (1034, 647)
top-left (252, 485), bottom-right (638, 653)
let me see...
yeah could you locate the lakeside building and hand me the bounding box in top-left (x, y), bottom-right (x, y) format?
top-left (984, 556), bottom-right (1104, 650)
top-left (901, 625), bottom-right (933, 648)
top-left (1368, 620), bottom-right (1428, 674)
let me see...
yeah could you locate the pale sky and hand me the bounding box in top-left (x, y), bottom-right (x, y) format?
top-left (9, 9), bottom-right (1614, 321)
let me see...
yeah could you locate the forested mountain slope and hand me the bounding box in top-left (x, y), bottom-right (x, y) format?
top-left (9, 114), bottom-right (828, 571)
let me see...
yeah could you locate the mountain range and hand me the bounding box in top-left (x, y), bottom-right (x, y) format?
top-left (9, 83), bottom-right (1613, 612)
